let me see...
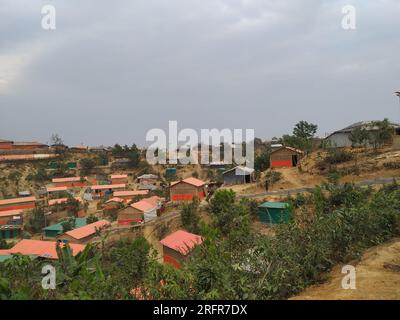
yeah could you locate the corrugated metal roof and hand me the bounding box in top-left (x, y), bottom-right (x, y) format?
top-left (138, 184), bottom-right (158, 191)
top-left (110, 174), bottom-right (128, 179)
top-left (142, 196), bottom-right (164, 207)
top-left (52, 176), bottom-right (85, 183)
top-left (0, 154), bottom-right (57, 161)
top-left (0, 196), bottom-right (36, 206)
top-left (170, 177), bottom-right (206, 187)
top-left (114, 190), bottom-right (148, 197)
top-left (43, 218), bottom-right (87, 232)
top-left (0, 209), bottom-right (23, 217)
top-left (71, 144), bottom-right (88, 150)
top-left (1, 239), bottom-right (85, 260)
top-left (12, 141), bottom-right (48, 146)
top-left (222, 165), bottom-right (254, 175)
top-left (160, 230), bottom-right (203, 256)
top-left (64, 220), bottom-right (110, 240)
top-left (105, 197), bottom-right (125, 204)
top-left (270, 146), bottom-right (304, 155)
top-left (48, 197), bottom-right (82, 206)
top-left (327, 120), bottom-right (400, 137)
top-left (91, 184), bottom-right (126, 190)
top-left (46, 186), bottom-right (68, 193)
top-left (137, 174), bottom-right (158, 179)
top-left (130, 200), bottom-right (156, 212)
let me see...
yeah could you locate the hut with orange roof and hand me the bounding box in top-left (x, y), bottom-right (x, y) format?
top-left (169, 177), bottom-right (206, 202)
top-left (160, 230), bottom-right (203, 268)
top-left (0, 239), bottom-right (85, 260)
top-left (110, 174), bottom-right (128, 185)
top-left (56, 219), bottom-right (111, 244)
top-left (117, 196), bottom-right (164, 225)
top-left (0, 196), bottom-right (36, 212)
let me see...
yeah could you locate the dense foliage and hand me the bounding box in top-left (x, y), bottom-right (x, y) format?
top-left (111, 144), bottom-right (141, 168)
top-left (349, 118), bottom-right (394, 149)
top-left (180, 198), bottom-right (200, 234)
top-left (79, 158), bottom-right (96, 176)
top-left (279, 120), bottom-right (318, 153)
top-left (1, 182), bottom-right (399, 300)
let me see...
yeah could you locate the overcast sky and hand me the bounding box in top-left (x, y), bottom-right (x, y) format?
top-left (0, 0), bottom-right (399, 146)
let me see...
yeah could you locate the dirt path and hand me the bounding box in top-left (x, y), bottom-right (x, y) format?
top-left (291, 238), bottom-right (400, 300)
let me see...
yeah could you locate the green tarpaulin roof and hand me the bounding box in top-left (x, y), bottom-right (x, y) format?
top-left (258, 202), bottom-right (289, 209)
top-left (0, 255), bottom-right (12, 262)
top-left (43, 217), bottom-right (87, 232)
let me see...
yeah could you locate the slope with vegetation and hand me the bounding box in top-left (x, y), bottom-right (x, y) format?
top-left (1, 179), bottom-right (399, 299)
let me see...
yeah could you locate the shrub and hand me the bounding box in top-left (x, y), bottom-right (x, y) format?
top-left (383, 162), bottom-right (400, 170)
top-left (265, 170), bottom-right (282, 183)
top-left (87, 215), bottom-right (99, 224)
top-left (324, 149), bottom-right (353, 164)
top-left (181, 199), bottom-right (200, 234)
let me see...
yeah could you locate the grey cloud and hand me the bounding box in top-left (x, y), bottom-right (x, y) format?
top-left (0, 0), bottom-right (399, 146)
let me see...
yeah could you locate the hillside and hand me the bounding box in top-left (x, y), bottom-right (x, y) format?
top-left (225, 146), bottom-right (400, 196)
top-left (292, 238), bottom-right (400, 300)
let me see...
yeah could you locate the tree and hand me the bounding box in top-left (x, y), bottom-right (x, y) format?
top-left (103, 207), bottom-right (119, 221)
top-left (127, 144), bottom-right (141, 168)
top-left (349, 127), bottom-right (369, 147)
top-left (111, 143), bottom-right (141, 168)
top-left (181, 199), bottom-right (200, 234)
top-left (293, 121), bottom-right (318, 140)
top-left (108, 237), bottom-right (151, 296)
top-left (61, 217), bottom-right (76, 232)
top-left (27, 206), bottom-right (46, 233)
top-left (209, 189), bottom-right (236, 215)
top-left (27, 167), bottom-right (49, 183)
top-left (112, 144), bottom-right (124, 157)
top-left (209, 189), bottom-right (250, 236)
top-left (50, 134), bottom-right (67, 157)
top-left (8, 171), bottom-right (22, 191)
top-left (87, 215), bottom-right (99, 224)
top-left (254, 152), bottom-right (270, 172)
top-left (280, 121), bottom-right (318, 153)
top-left (66, 197), bottom-right (81, 217)
top-left (192, 171), bottom-right (199, 178)
top-left (50, 133), bottom-right (64, 146)
top-left (80, 158), bottom-right (95, 176)
top-left (97, 152), bottom-right (109, 166)
top-left (369, 118), bottom-right (394, 149)
top-left (0, 239), bottom-right (12, 249)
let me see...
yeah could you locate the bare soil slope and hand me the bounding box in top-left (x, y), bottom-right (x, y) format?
top-left (291, 238), bottom-right (400, 300)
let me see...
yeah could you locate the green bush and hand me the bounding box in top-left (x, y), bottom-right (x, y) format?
top-left (324, 149), bottom-right (353, 164)
top-left (1, 182), bottom-right (399, 300)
